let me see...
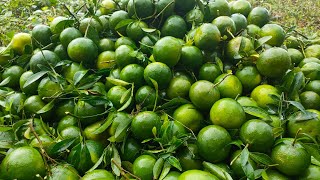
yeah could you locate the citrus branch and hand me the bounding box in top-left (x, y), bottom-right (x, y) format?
top-left (111, 159), bottom-right (141, 180)
top-left (29, 118), bottom-right (57, 175)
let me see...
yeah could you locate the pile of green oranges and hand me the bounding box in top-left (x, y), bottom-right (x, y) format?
top-left (1, 0), bottom-right (320, 179)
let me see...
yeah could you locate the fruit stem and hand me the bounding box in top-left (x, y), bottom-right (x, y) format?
top-left (66, 108), bottom-right (112, 118)
top-left (212, 72), bottom-right (232, 88)
top-left (63, 4), bottom-right (80, 23)
top-left (111, 159), bottom-right (141, 180)
top-left (298, 38), bottom-right (307, 57)
top-left (152, 0), bottom-right (175, 23)
top-left (35, 174), bottom-right (45, 180)
top-left (84, 18), bottom-right (93, 38)
top-left (227, 28), bottom-right (235, 39)
top-left (29, 118), bottom-right (57, 176)
top-left (1, 41), bottom-right (13, 52)
top-left (230, 144), bottom-right (249, 166)
top-left (168, 114), bottom-right (197, 140)
top-left (292, 128), bottom-right (302, 146)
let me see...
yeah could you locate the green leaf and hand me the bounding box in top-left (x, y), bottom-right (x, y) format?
top-left (84, 26), bottom-right (99, 42)
top-left (48, 138), bottom-right (76, 155)
top-left (240, 147), bottom-right (250, 167)
top-left (24, 44), bottom-right (33, 54)
top-left (282, 70), bottom-right (295, 92)
top-left (103, 145), bottom-right (113, 166)
top-left (106, 77), bottom-right (131, 86)
top-left (23, 127), bottom-right (32, 139)
top-left (0, 129), bottom-right (14, 149)
top-left (13, 120), bottom-right (29, 136)
top-left (135, 51), bottom-right (146, 62)
top-left (93, 113), bottom-right (115, 134)
top-left (96, 68), bottom-right (112, 76)
top-left (254, 169), bottom-right (264, 179)
top-left (0, 126), bottom-right (12, 132)
top-left (240, 147), bottom-right (255, 180)
top-left (111, 144), bottom-right (121, 176)
top-left (92, 0), bottom-right (97, 8)
top-left (108, 136), bottom-right (117, 143)
top-left (148, 78), bottom-right (159, 111)
top-left (286, 26), bottom-right (297, 34)
top-left (255, 36), bottom-right (272, 50)
top-left (77, 143), bottom-right (91, 173)
top-left (120, 88), bottom-right (131, 104)
top-left (37, 64), bottom-right (51, 71)
top-left (268, 94), bottom-right (281, 102)
top-left (273, 127), bottom-right (285, 138)
top-left (215, 56), bottom-right (224, 73)
top-left (129, 51), bottom-right (138, 59)
top-left (23, 71), bottom-right (47, 89)
top-left (0, 100), bottom-right (5, 108)
top-left (115, 19), bottom-right (134, 30)
top-left (141, 138), bottom-right (153, 144)
top-left (88, 148), bottom-right (107, 172)
top-left (266, 104), bottom-right (278, 115)
top-left (146, 149), bottom-right (166, 154)
top-left (142, 27), bottom-right (157, 33)
top-left (117, 96), bottom-right (132, 112)
top-left (0, 46), bottom-right (13, 57)
top-left (0, 77), bottom-right (11, 87)
top-left (78, 74), bottom-right (102, 90)
top-left (0, 141), bottom-right (12, 149)
top-left (55, 60), bottom-right (72, 67)
top-left (261, 169), bottom-right (269, 180)
top-left (87, 5), bottom-right (95, 15)
top-left (301, 143), bottom-right (320, 162)
top-left (16, 54), bottom-right (31, 67)
top-left (239, 37), bottom-right (247, 52)
top-left (229, 140), bottom-right (244, 149)
top-left (157, 98), bottom-right (190, 111)
top-left (49, 73), bottom-right (65, 85)
top-left (73, 70), bottom-right (88, 85)
top-left (53, 19), bottom-right (74, 33)
top-left (311, 156), bottom-right (320, 166)
top-left (233, 54), bottom-right (242, 59)
top-left (159, 161), bottom-right (171, 180)
top-left (114, 117), bottom-right (132, 139)
top-left (82, 96), bottom-right (111, 106)
top-left (148, 77), bottom-right (158, 90)
top-left (288, 111), bottom-right (318, 122)
top-left (249, 152), bottom-right (273, 166)
top-left (290, 71), bottom-right (304, 94)
top-left (36, 100), bottom-right (54, 114)
top-left (92, 15), bottom-right (103, 27)
top-left (287, 101), bottom-right (306, 113)
top-left (273, 138), bottom-right (289, 147)
top-left (300, 133), bottom-right (319, 145)
top-left (166, 138), bottom-right (185, 153)
top-left (152, 126), bottom-right (157, 137)
top-left (122, 161), bottom-right (133, 173)
top-left (146, 34), bottom-right (159, 44)
top-left (243, 163), bottom-right (255, 180)
top-left (160, 121), bottom-right (174, 143)
top-left (50, 34), bottom-right (60, 43)
top-left (243, 106), bottom-right (272, 121)
top-left (12, 119), bottom-right (29, 130)
top-left (167, 156), bottom-right (182, 171)
top-left (203, 161), bottom-right (233, 180)
top-left (153, 158), bottom-right (165, 180)
top-left (12, 140), bottom-right (28, 148)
